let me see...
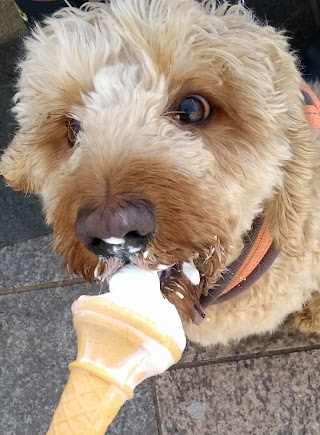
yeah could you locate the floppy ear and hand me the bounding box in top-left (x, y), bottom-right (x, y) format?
top-left (267, 113), bottom-right (318, 256)
top-left (0, 134), bottom-right (41, 194)
top-left (263, 32), bottom-right (320, 256)
top-left (214, 6), bottom-right (320, 256)
top-left (223, 13), bottom-right (320, 256)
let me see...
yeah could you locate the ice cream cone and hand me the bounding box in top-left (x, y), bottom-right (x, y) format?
top-left (47, 265), bottom-right (186, 434)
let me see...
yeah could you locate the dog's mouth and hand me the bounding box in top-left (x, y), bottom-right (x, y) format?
top-left (94, 254), bottom-right (206, 324)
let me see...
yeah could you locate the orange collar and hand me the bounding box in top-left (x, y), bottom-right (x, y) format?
top-left (200, 82), bottom-right (320, 311)
top-left (200, 215), bottom-right (278, 310)
top-left (301, 82), bottom-right (320, 130)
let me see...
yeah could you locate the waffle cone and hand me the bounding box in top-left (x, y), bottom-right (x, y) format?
top-left (47, 366), bottom-right (126, 435)
top-left (47, 295), bottom-right (183, 434)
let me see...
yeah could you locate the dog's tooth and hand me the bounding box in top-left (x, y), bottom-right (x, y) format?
top-left (128, 246), bottom-right (141, 254)
top-left (181, 262), bottom-right (200, 285)
top-left (143, 250), bottom-right (149, 259)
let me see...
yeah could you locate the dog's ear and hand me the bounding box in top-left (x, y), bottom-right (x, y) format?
top-left (0, 134), bottom-right (41, 194)
top-left (263, 42), bottom-right (320, 256)
top-left (216, 5), bottom-right (319, 256)
top-left (228, 16), bottom-right (320, 257)
top-left (267, 122), bottom-right (318, 256)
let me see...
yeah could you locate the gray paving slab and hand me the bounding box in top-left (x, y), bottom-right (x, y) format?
top-left (0, 36), bottom-right (49, 249)
top-left (0, 0), bottom-right (27, 44)
top-left (0, 234), bottom-right (71, 290)
top-left (154, 349), bottom-right (320, 435)
top-left (0, 39), bottom-right (49, 250)
top-left (0, 9), bottom-right (26, 151)
top-left (0, 61), bottom-right (16, 152)
top-left (179, 319), bottom-right (320, 367)
top-left (0, 283), bottom-right (158, 435)
top-left (0, 180), bottom-right (49, 249)
top-left (0, 4), bottom-right (48, 249)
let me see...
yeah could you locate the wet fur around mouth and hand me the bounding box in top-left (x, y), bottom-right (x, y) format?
top-left (94, 255), bottom-right (212, 324)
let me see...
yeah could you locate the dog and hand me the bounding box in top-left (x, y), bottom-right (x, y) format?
top-left (1, 0), bottom-right (320, 346)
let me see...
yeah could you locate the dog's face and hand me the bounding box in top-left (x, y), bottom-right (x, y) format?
top-left (0, 1), bottom-right (307, 320)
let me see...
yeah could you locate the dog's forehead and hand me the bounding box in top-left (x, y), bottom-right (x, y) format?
top-left (16, 0), bottom-right (286, 142)
top-left (31, 1), bottom-right (246, 105)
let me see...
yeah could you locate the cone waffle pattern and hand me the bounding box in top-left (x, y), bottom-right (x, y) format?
top-left (47, 368), bottom-right (126, 435)
top-left (46, 295), bottom-right (183, 434)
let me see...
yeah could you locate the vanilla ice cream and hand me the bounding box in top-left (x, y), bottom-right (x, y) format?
top-left (104, 264), bottom-right (186, 351)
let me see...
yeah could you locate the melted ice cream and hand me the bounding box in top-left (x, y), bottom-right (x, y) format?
top-left (73, 265), bottom-right (186, 390)
top-left (104, 264), bottom-right (186, 352)
top-left (181, 262), bottom-right (200, 285)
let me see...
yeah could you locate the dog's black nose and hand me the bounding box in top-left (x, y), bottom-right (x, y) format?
top-left (75, 198), bottom-right (155, 259)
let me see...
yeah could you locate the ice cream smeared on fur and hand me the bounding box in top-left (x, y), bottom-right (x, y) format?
top-left (94, 254), bottom-right (204, 324)
top-left (94, 256), bottom-right (123, 282)
top-left (182, 261), bottom-right (200, 285)
top-left (161, 263), bottom-right (205, 323)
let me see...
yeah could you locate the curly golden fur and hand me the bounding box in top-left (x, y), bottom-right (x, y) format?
top-left (1, 0), bottom-right (320, 346)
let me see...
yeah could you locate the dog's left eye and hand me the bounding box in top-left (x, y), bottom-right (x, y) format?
top-left (66, 116), bottom-right (82, 147)
top-left (178, 95), bottom-right (211, 124)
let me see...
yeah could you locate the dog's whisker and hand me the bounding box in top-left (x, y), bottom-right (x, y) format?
top-left (38, 238), bottom-right (55, 253)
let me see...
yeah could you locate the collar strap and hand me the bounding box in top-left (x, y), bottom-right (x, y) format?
top-left (301, 82), bottom-right (320, 130)
top-left (200, 215), bottom-right (279, 308)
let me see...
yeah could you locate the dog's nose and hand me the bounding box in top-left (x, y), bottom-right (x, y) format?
top-left (75, 198), bottom-right (155, 259)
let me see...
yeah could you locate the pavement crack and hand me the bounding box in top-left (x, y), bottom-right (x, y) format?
top-left (0, 277), bottom-right (86, 295)
top-left (171, 344), bottom-right (320, 370)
